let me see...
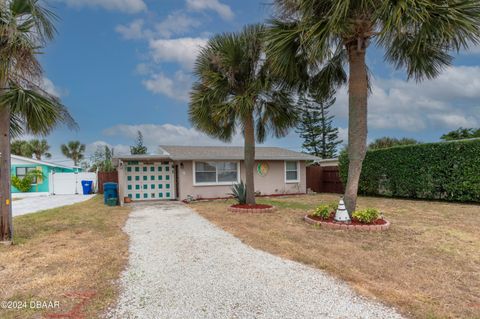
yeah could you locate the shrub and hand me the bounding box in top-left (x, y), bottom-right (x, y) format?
top-left (11, 175), bottom-right (33, 192)
top-left (352, 208), bottom-right (380, 224)
top-left (339, 139), bottom-right (480, 202)
top-left (231, 181), bottom-right (247, 204)
top-left (311, 205), bottom-right (331, 220)
top-left (329, 201), bottom-right (338, 211)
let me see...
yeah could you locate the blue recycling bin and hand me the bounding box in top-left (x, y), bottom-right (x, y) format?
top-left (81, 180), bottom-right (93, 195)
top-left (103, 182), bottom-right (118, 205)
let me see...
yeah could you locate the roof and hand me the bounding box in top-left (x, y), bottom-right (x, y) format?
top-left (114, 146), bottom-right (321, 162)
top-left (158, 145), bottom-right (322, 161)
top-left (11, 155), bottom-right (80, 170)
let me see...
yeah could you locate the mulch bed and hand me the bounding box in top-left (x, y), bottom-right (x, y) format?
top-left (304, 213), bottom-right (390, 231)
top-left (307, 214), bottom-right (388, 225)
top-left (228, 204), bottom-right (275, 213)
top-left (231, 204), bottom-right (273, 209)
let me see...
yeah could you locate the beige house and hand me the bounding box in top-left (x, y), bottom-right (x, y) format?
top-left (114, 145), bottom-right (320, 204)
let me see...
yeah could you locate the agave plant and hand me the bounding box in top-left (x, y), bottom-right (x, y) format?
top-left (231, 181), bottom-right (247, 205)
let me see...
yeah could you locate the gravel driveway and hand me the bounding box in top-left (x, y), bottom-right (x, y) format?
top-left (13, 194), bottom-right (95, 217)
top-left (108, 202), bottom-right (404, 319)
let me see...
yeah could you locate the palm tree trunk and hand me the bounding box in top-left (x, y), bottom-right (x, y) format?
top-left (0, 105), bottom-right (13, 243)
top-left (344, 45), bottom-right (368, 213)
top-left (244, 113), bottom-right (256, 205)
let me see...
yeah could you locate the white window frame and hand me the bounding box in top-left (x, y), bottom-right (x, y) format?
top-left (284, 160), bottom-right (300, 183)
top-left (193, 161), bottom-right (241, 186)
top-left (16, 167), bottom-right (38, 184)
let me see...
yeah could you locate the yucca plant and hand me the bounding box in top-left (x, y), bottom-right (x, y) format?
top-left (231, 181), bottom-right (247, 205)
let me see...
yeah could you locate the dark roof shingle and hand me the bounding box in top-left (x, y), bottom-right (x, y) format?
top-left (160, 145), bottom-right (321, 161)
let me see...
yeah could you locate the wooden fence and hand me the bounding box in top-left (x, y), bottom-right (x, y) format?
top-left (97, 171), bottom-right (118, 194)
top-left (306, 165), bottom-right (344, 194)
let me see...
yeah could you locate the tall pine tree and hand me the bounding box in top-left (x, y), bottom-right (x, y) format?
top-left (130, 131), bottom-right (148, 155)
top-left (296, 93), bottom-right (342, 159)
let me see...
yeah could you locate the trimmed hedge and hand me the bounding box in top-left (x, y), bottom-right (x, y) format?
top-left (339, 139), bottom-right (480, 202)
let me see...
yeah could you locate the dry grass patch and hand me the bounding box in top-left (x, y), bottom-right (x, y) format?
top-left (0, 196), bottom-right (130, 319)
top-left (189, 194), bottom-right (480, 319)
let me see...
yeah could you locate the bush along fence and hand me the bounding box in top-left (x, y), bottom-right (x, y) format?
top-left (339, 139), bottom-right (480, 202)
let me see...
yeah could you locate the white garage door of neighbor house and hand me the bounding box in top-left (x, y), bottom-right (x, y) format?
top-left (124, 161), bottom-right (175, 201)
top-left (50, 172), bottom-right (97, 195)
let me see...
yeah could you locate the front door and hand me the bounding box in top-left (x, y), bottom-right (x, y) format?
top-left (125, 161), bottom-right (175, 201)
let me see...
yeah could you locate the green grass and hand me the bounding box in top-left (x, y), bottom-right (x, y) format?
top-left (13, 199), bottom-right (110, 244)
top-left (0, 196), bottom-right (131, 319)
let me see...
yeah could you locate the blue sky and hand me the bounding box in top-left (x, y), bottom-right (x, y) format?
top-left (35, 0), bottom-right (480, 164)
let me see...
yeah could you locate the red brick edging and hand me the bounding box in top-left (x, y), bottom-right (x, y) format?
top-left (304, 215), bottom-right (390, 231)
top-left (228, 206), bottom-right (276, 213)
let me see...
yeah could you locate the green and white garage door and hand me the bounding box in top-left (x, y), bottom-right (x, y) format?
top-left (124, 161), bottom-right (175, 200)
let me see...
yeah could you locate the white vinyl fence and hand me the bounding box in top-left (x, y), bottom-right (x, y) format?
top-left (49, 172), bottom-right (97, 195)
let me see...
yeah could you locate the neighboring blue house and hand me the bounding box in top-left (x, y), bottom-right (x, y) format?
top-left (11, 155), bottom-right (82, 194)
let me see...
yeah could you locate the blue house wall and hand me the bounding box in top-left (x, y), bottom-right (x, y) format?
top-left (11, 163), bottom-right (79, 193)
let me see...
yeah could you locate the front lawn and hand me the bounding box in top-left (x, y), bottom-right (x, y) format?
top-left (0, 196), bottom-right (130, 319)
top-left (189, 194), bottom-right (480, 319)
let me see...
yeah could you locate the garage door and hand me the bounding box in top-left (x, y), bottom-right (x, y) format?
top-left (124, 161), bottom-right (175, 201)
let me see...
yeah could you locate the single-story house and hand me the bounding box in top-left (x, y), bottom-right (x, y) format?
top-left (11, 155), bottom-right (83, 195)
top-left (114, 145), bottom-right (320, 204)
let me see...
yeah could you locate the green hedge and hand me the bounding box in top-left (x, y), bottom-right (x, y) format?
top-left (339, 139), bottom-right (480, 202)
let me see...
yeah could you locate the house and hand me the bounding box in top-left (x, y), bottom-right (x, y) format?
top-left (114, 145), bottom-right (320, 204)
top-left (11, 155), bottom-right (82, 195)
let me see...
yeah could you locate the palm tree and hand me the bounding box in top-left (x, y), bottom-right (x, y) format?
top-left (189, 24), bottom-right (297, 204)
top-left (61, 141), bottom-right (86, 166)
top-left (0, 0), bottom-right (77, 242)
top-left (29, 139), bottom-right (52, 160)
top-left (10, 140), bottom-right (33, 158)
top-left (266, 0), bottom-right (480, 212)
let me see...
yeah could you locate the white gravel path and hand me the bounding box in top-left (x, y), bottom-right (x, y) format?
top-left (12, 194), bottom-right (95, 217)
top-left (108, 202), bottom-right (405, 319)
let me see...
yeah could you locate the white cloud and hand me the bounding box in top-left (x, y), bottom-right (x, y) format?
top-left (103, 123), bottom-right (243, 149)
top-left (156, 12), bottom-right (201, 38)
top-left (116, 13), bottom-right (200, 40)
top-left (331, 65), bottom-right (480, 132)
top-left (40, 78), bottom-right (62, 97)
top-left (86, 140), bottom-right (131, 156)
top-left (115, 19), bottom-right (151, 40)
top-left (149, 37), bottom-right (208, 69)
top-left (143, 71), bottom-right (192, 101)
top-left (39, 77), bottom-right (70, 98)
top-left (55, 0), bottom-right (146, 13)
top-left (186, 0), bottom-right (234, 20)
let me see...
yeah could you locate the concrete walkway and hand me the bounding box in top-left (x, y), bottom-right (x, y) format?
top-left (13, 194), bottom-right (95, 217)
top-left (108, 202), bottom-right (404, 319)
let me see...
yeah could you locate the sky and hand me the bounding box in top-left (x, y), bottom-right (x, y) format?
top-left (32, 0), bottom-right (480, 165)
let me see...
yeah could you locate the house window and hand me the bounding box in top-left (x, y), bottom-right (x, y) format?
top-left (194, 161), bottom-right (239, 185)
top-left (16, 167), bottom-right (38, 183)
top-left (285, 161), bottom-right (299, 183)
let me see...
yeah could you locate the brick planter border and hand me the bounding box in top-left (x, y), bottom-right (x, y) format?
top-left (304, 215), bottom-right (390, 232)
top-left (228, 205), bottom-right (276, 213)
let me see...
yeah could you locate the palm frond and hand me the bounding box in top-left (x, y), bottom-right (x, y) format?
top-left (1, 85), bottom-right (77, 136)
